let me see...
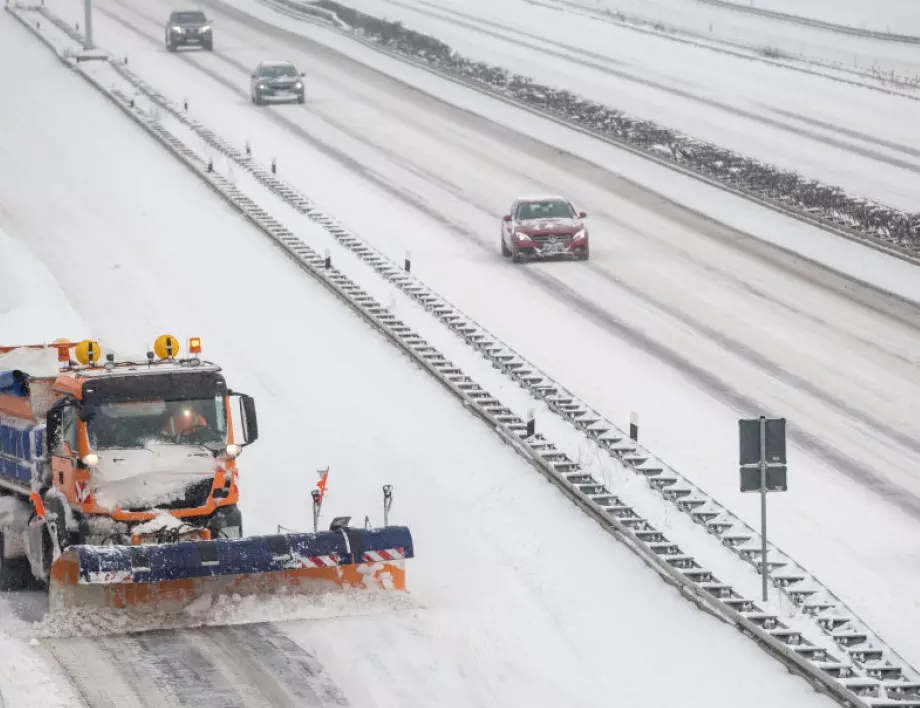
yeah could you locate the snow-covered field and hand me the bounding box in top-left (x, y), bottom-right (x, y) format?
top-left (26, 0), bottom-right (920, 675)
top-left (0, 11), bottom-right (837, 707)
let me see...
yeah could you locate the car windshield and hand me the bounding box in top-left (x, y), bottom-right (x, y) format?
top-left (172, 11), bottom-right (206, 23)
top-left (258, 64), bottom-right (298, 78)
top-left (516, 200), bottom-right (575, 220)
top-left (86, 395), bottom-right (227, 450)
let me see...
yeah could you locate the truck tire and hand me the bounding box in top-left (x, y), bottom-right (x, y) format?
top-left (0, 531), bottom-right (31, 592)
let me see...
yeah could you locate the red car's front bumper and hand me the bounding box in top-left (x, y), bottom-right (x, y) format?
top-left (513, 235), bottom-right (588, 260)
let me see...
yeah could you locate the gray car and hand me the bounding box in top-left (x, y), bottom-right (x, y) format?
top-left (250, 61), bottom-right (305, 105)
top-left (164, 10), bottom-right (213, 51)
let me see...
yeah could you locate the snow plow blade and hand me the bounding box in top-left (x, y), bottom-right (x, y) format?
top-left (48, 525), bottom-right (414, 613)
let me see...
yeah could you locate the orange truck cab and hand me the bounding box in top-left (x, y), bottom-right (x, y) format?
top-left (0, 335), bottom-right (258, 586)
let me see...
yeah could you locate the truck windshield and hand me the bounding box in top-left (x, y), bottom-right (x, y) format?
top-left (87, 395), bottom-right (227, 449)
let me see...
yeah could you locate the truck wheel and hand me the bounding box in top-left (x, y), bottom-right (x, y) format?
top-left (0, 531), bottom-right (31, 592)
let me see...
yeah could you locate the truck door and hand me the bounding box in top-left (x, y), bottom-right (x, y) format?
top-left (48, 402), bottom-right (78, 501)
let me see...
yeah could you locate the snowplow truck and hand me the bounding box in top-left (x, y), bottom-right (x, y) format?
top-left (0, 335), bottom-right (413, 613)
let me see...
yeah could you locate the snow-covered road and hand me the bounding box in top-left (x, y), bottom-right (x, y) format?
top-left (554, 0), bottom-right (920, 78)
top-left (326, 0), bottom-right (920, 210)
top-left (32, 0), bottom-right (920, 672)
top-left (0, 10), bottom-right (835, 708)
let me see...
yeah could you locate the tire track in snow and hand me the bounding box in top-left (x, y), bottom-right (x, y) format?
top-left (41, 625), bottom-right (350, 708)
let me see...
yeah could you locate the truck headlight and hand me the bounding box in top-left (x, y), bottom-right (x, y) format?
top-left (81, 453), bottom-right (99, 467)
top-left (225, 444), bottom-right (242, 458)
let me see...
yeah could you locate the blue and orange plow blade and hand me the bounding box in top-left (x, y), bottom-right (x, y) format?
top-left (49, 525), bottom-right (414, 613)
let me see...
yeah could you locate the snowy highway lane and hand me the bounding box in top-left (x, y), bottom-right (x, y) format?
top-left (38, 0), bottom-right (920, 670)
top-left (0, 10), bottom-right (837, 708)
top-left (313, 0), bottom-right (920, 210)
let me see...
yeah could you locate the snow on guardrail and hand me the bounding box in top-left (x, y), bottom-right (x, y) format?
top-left (8, 5), bottom-right (917, 706)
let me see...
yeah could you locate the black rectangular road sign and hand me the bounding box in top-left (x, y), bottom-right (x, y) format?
top-left (740, 466), bottom-right (788, 493)
top-left (739, 417), bottom-right (787, 466)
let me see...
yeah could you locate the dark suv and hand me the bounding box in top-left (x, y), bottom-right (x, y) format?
top-left (165, 10), bottom-right (213, 51)
top-left (250, 61), bottom-right (305, 105)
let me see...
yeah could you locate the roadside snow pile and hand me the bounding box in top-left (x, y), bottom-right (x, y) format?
top-left (32, 586), bottom-right (419, 637)
top-left (305, 0), bottom-right (920, 252)
top-left (0, 630), bottom-right (82, 708)
top-left (0, 224), bottom-right (85, 343)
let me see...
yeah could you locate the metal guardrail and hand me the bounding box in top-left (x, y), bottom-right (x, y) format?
top-left (7, 6), bottom-right (914, 706)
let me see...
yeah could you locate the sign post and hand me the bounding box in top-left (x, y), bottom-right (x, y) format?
top-left (738, 416), bottom-right (787, 602)
top-left (83, 0), bottom-right (93, 50)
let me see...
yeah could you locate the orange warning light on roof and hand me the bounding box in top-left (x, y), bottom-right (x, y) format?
top-left (189, 337), bottom-right (201, 355)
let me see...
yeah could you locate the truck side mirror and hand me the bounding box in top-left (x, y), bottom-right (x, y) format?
top-left (232, 393), bottom-right (259, 445)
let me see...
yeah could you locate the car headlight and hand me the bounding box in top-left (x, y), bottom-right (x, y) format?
top-left (201, 25), bottom-right (211, 32)
top-left (515, 232), bottom-right (531, 241)
top-left (572, 229), bottom-right (587, 240)
top-left (172, 25), bottom-right (184, 32)
top-left (295, 82), bottom-right (303, 89)
top-left (258, 83), bottom-right (267, 89)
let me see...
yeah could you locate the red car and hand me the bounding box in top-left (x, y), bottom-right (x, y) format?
top-left (501, 196), bottom-right (589, 262)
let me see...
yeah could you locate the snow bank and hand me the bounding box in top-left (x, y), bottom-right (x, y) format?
top-left (90, 444), bottom-right (217, 509)
top-left (0, 630), bottom-right (83, 708)
top-left (0, 225), bottom-right (86, 345)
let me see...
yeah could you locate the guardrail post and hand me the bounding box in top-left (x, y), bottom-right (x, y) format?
top-left (183, 99), bottom-right (188, 111)
top-left (525, 409), bottom-right (535, 437)
top-left (271, 158), bottom-right (277, 174)
top-left (244, 141), bottom-right (251, 158)
top-left (404, 250), bottom-right (411, 272)
top-left (629, 411), bottom-right (638, 442)
top-left (206, 158), bottom-right (213, 173)
top-left (324, 248), bottom-right (331, 269)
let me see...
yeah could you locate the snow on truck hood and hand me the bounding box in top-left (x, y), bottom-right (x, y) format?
top-left (90, 444), bottom-right (216, 509)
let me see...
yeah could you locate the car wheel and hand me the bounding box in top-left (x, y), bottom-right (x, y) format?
top-left (511, 249), bottom-right (523, 264)
top-left (253, 92), bottom-right (261, 105)
top-left (500, 237), bottom-right (510, 257)
top-left (203, 40), bottom-right (213, 51)
top-left (297, 94), bottom-right (305, 104)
